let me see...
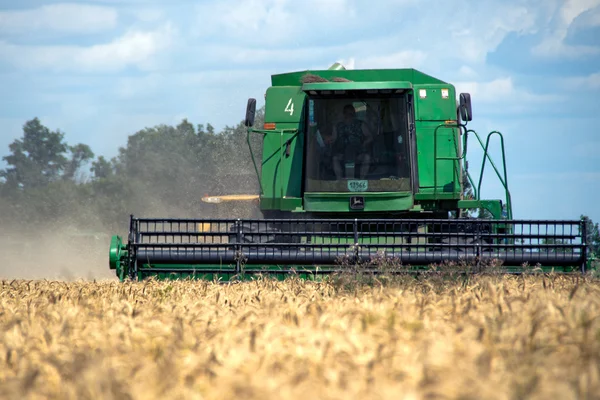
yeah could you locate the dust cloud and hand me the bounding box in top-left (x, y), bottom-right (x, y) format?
top-left (0, 229), bottom-right (115, 281)
top-left (0, 191), bottom-right (261, 281)
top-left (0, 151), bottom-right (263, 281)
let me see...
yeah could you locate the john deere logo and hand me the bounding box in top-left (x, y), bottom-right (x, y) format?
top-left (350, 196), bottom-right (365, 210)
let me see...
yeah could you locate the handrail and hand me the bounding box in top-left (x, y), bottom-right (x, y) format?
top-left (432, 124), bottom-right (513, 219)
top-left (470, 129), bottom-right (513, 219)
top-left (246, 128), bottom-right (266, 195)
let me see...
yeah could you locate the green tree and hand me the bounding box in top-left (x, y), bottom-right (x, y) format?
top-left (90, 156), bottom-right (114, 180)
top-left (111, 119), bottom-right (218, 214)
top-left (0, 110), bottom-right (267, 232)
top-left (581, 215), bottom-right (600, 256)
top-left (176, 119), bottom-right (195, 136)
top-left (1, 118), bottom-right (69, 189)
top-left (63, 143), bottom-right (95, 182)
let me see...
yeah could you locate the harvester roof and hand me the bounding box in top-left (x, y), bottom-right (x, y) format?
top-left (271, 67), bottom-right (447, 87)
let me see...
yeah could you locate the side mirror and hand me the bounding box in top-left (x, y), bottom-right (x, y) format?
top-left (245, 98), bottom-right (257, 127)
top-left (459, 93), bottom-right (472, 122)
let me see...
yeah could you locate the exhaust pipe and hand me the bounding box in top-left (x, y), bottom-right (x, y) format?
top-left (329, 62), bottom-right (346, 71)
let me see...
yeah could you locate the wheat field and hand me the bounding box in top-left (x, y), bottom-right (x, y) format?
top-left (1, 274), bottom-right (599, 400)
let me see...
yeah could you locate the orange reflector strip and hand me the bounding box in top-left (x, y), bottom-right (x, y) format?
top-left (201, 194), bottom-right (260, 203)
top-left (264, 122), bottom-right (276, 130)
top-left (445, 120), bottom-right (457, 124)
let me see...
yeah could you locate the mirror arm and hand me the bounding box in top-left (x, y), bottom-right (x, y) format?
top-left (247, 128), bottom-right (265, 195)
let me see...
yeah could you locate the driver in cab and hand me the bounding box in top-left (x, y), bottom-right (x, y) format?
top-left (326, 104), bottom-right (373, 179)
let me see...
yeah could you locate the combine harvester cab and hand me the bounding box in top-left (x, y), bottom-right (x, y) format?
top-left (109, 63), bottom-right (590, 281)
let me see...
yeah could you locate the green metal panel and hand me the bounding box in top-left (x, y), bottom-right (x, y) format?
top-left (304, 192), bottom-right (413, 212)
top-left (414, 193), bottom-right (461, 201)
top-left (411, 83), bottom-right (462, 200)
top-left (415, 122), bottom-right (461, 195)
top-left (260, 130), bottom-right (304, 209)
top-left (302, 81), bottom-right (413, 92)
top-left (260, 133), bottom-right (280, 201)
top-left (260, 86), bottom-right (306, 210)
top-left (264, 86), bottom-right (306, 124)
top-left (260, 196), bottom-right (303, 211)
top-left (414, 84), bottom-right (456, 121)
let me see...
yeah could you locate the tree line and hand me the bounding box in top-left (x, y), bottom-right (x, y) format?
top-left (0, 111), bottom-right (265, 237)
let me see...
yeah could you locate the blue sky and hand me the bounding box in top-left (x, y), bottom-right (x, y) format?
top-left (0, 0), bottom-right (598, 222)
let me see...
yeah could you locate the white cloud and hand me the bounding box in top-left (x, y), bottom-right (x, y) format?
top-left (116, 74), bottom-right (162, 99)
top-left (532, 0), bottom-right (600, 58)
top-left (113, 69), bottom-right (273, 100)
top-left (560, 0), bottom-right (600, 25)
top-left (579, 5), bottom-right (600, 26)
top-left (564, 72), bottom-right (600, 89)
top-left (131, 8), bottom-right (164, 22)
top-left (180, 40), bottom-right (426, 75)
top-left (532, 37), bottom-right (600, 58)
top-left (221, 0), bottom-right (293, 35)
top-left (455, 77), bottom-right (558, 106)
top-left (0, 23), bottom-right (175, 73)
top-left (76, 25), bottom-right (174, 70)
top-left (0, 3), bottom-right (118, 35)
top-left (458, 66), bottom-right (479, 79)
top-left (192, 0), bottom-right (404, 48)
top-left (191, 41), bottom-right (357, 67)
top-left (447, 4), bottom-right (539, 63)
top-left (354, 51), bottom-right (427, 69)
top-left (186, 0), bottom-right (557, 73)
top-left (193, 0), bottom-right (296, 45)
top-left (455, 79), bottom-right (510, 102)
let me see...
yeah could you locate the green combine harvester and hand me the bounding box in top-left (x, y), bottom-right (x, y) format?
top-left (109, 63), bottom-right (590, 281)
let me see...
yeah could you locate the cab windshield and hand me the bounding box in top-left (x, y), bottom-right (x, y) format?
top-left (305, 94), bottom-right (411, 193)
